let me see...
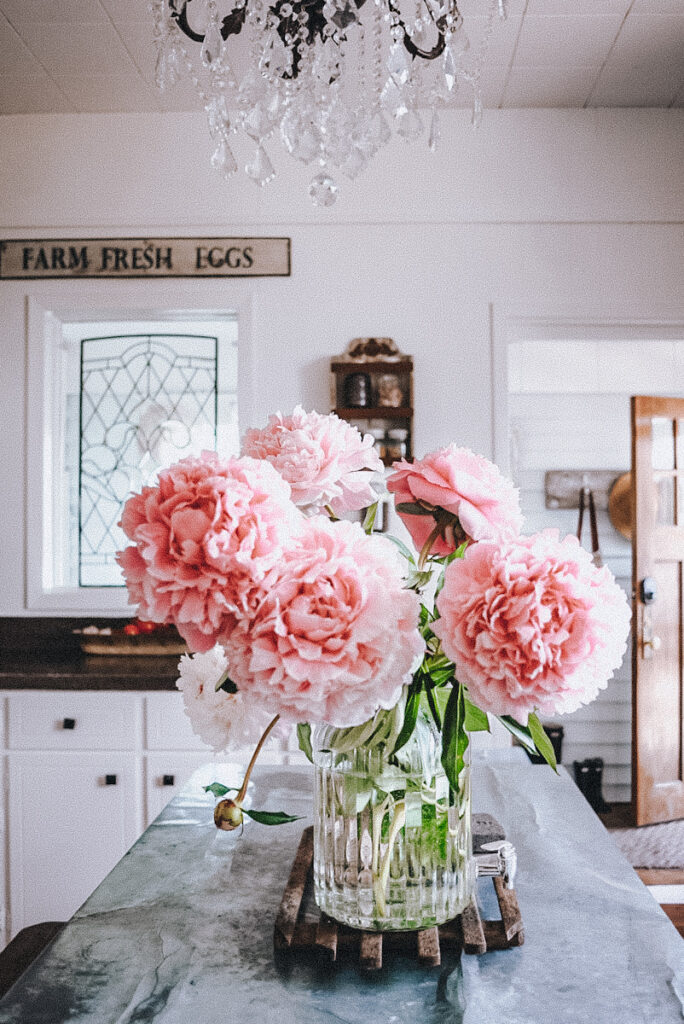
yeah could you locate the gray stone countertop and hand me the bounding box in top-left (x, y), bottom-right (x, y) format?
top-left (1, 754), bottom-right (682, 1024)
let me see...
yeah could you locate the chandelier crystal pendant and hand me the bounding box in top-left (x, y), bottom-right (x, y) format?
top-left (151, 0), bottom-right (508, 205)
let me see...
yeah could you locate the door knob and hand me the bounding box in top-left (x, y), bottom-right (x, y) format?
top-left (642, 635), bottom-right (662, 658)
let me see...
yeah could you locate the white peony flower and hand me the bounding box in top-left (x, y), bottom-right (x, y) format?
top-left (176, 645), bottom-right (277, 752)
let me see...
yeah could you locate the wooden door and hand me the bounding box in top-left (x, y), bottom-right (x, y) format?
top-left (632, 396), bottom-right (684, 825)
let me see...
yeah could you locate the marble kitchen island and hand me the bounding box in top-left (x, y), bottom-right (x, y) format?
top-left (0, 754), bottom-right (682, 1024)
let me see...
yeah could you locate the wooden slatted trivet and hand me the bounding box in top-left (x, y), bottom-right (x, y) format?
top-left (274, 824), bottom-right (524, 971)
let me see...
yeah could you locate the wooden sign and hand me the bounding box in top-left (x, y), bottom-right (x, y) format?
top-left (0, 237), bottom-right (291, 279)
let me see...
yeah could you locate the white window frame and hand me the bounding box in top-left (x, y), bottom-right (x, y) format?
top-left (26, 289), bottom-right (254, 613)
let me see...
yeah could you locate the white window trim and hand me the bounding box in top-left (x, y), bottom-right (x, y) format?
top-left (25, 290), bottom-right (255, 613)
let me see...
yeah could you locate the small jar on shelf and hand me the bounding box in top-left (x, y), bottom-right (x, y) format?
top-left (385, 428), bottom-right (408, 462)
top-left (369, 427), bottom-right (386, 462)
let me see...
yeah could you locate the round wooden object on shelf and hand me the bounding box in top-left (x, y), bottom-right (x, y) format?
top-left (608, 472), bottom-right (632, 539)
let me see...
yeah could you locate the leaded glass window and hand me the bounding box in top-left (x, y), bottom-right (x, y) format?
top-left (58, 317), bottom-right (239, 590)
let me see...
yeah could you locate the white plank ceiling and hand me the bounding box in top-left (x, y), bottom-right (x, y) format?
top-left (0, 0), bottom-right (682, 115)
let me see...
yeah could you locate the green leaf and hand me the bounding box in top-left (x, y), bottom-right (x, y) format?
top-left (362, 502), bottom-right (378, 535)
top-left (391, 689), bottom-right (421, 755)
top-left (497, 715), bottom-right (537, 755)
top-left (214, 669), bottom-right (238, 694)
top-left (425, 685), bottom-right (443, 730)
top-left (297, 723), bottom-right (313, 764)
top-left (204, 782), bottom-right (237, 798)
top-left (396, 502), bottom-right (433, 517)
top-left (440, 684), bottom-right (469, 795)
top-left (384, 534), bottom-right (416, 566)
top-left (528, 712), bottom-right (559, 772)
top-left (464, 698), bottom-right (490, 733)
top-left (244, 808), bottom-right (304, 826)
top-left (405, 568), bottom-right (433, 591)
top-left (449, 541), bottom-right (469, 562)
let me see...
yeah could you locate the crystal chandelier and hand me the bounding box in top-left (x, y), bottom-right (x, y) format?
top-left (151, 0), bottom-right (508, 206)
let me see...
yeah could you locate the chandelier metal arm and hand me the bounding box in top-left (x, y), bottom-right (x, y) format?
top-left (170, 0), bottom-right (456, 61)
top-left (171, 1), bottom-right (206, 43)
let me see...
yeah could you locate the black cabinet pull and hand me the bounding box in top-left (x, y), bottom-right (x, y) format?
top-left (162, 774), bottom-right (175, 787)
top-left (62, 718), bottom-right (76, 730)
top-left (105, 774), bottom-right (117, 786)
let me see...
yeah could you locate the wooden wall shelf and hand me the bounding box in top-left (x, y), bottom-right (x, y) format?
top-left (330, 342), bottom-right (414, 464)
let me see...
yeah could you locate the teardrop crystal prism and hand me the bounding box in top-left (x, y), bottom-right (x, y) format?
top-left (471, 90), bottom-right (483, 128)
top-left (387, 41), bottom-right (410, 86)
top-left (341, 147), bottom-right (366, 180)
top-left (206, 95), bottom-right (230, 139)
top-left (211, 139), bottom-right (238, 179)
top-left (201, 20), bottom-right (223, 67)
top-left (396, 109), bottom-right (423, 141)
top-left (308, 173), bottom-right (338, 207)
top-left (443, 45), bottom-right (457, 92)
top-left (428, 109), bottom-right (440, 153)
top-left (381, 76), bottom-right (408, 118)
top-left (245, 145), bottom-right (276, 187)
top-left (244, 101), bottom-right (276, 142)
top-left (155, 38), bottom-right (182, 91)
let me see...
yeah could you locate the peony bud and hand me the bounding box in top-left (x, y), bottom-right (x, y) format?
top-left (214, 798), bottom-right (244, 831)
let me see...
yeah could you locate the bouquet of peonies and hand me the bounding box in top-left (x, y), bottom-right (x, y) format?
top-left (117, 407), bottom-right (631, 827)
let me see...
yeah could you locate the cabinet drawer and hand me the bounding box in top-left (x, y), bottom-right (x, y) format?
top-left (145, 753), bottom-right (217, 825)
top-left (145, 692), bottom-right (213, 751)
top-left (7, 692), bottom-right (140, 750)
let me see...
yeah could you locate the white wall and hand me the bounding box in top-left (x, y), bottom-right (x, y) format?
top-left (0, 108), bottom-right (683, 619)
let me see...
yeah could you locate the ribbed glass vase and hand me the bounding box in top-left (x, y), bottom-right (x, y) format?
top-left (312, 712), bottom-right (473, 931)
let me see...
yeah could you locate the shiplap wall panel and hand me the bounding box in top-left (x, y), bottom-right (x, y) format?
top-left (509, 387), bottom-right (634, 803)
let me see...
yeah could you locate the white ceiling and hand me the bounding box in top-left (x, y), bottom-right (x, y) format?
top-left (0, 0), bottom-right (682, 115)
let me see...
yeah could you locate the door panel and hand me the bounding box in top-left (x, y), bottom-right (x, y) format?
top-left (632, 396), bottom-right (684, 824)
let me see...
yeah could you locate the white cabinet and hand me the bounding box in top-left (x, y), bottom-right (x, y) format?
top-left (8, 751), bottom-right (141, 929)
top-left (0, 689), bottom-right (298, 946)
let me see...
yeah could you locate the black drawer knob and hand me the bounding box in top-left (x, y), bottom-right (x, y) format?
top-left (162, 774), bottom-right (175, 787)
top-left (105, 774), bottom-right (117, 786)
top-left (62, 718), bottom-right (76, 730)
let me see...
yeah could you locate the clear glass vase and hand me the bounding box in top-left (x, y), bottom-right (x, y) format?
top-left (312, 712), bottom-right (473, 931)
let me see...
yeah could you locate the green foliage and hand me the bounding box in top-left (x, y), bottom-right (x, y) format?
top-left (362, 502), bottom-right (378, 535)
top-left (204, 782), bottom-right (237, 798)
top-left (405, 568), bottom-right (434, 591)
top-left (214, 669), bottom-right (238, 694)
top-left (323, 703), bottom-right (405, 755)
top-left (296, 723), bottom-right (313, 764)
top-left (391, 689), bottom-right (421, 755)
top-left (384, 534), bottom-right (416, 566)
top-left (244, 809), bottom-right (303, 825)
top-left (420, 801), bottom-right (449, 860)
top-left (527, 712), bottom-right (558, 772)
top-left (464, 697), bottom-right (490, 733)
top-left (440, 683), bottom-right (469, 795)
top-left (497, 715), bottom-right (537, 755)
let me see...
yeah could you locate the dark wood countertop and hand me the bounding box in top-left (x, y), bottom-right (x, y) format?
top-left (0, 655), bottom-right (181, 690)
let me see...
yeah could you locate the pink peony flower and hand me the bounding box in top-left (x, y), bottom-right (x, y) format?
top-left (116, 452), bottom-right (302, 652)
top-left (433, 530), bottom-right (631, 721)
top-left (225, 517), bottom-right (424, 727)
top-left (387, 445), bottom-right (523, 560)
top-left (241, 405), bottom-right (383, 516)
